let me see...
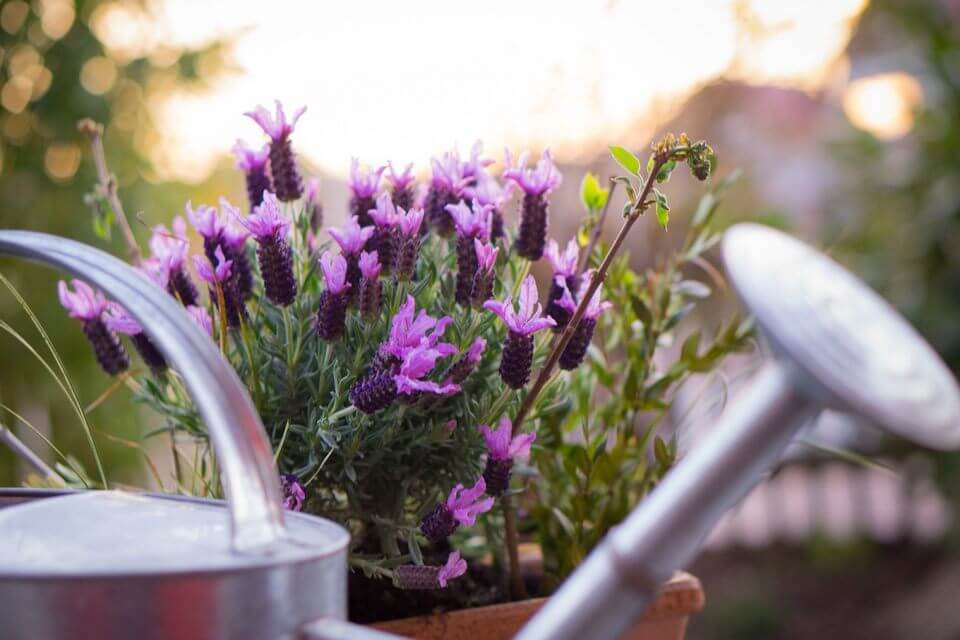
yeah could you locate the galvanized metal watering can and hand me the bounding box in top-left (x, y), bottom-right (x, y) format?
top-left (0, 225), bottom-right (958, 640)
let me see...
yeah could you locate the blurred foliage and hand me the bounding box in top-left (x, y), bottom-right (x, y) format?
top-left (830, 0), bottom-right (960, 529)
top-left (0, 0), bottom-right (231, 485)
top-left (530, 156), bottom-right (752, 586)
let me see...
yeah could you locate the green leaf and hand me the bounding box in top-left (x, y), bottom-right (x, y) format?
top-left (609, 145), bottom-right (641, 176)
top-left (653, 436), bottom-right (672, 467)
top-left (579, 172), bottom-right (609, 211)
top-left (681, 332), bottom-right (701, 362)
top-left (655, 159), bottom-right (676, 184)
top-left (611, 175), bottom-right (637, 204)
top-left (653, 189), bottom-right (670, 230)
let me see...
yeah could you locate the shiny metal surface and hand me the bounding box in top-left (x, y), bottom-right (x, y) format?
top-left (0, 422), bottom-right (59, 480)
top-left (0, 230), bottom-right (284, 549)
top-left (519, 224), bottom-right (960, 640)
top-left (0, 232), bottom-right (352, 640)
top-left (724, 223), bottom-right (960, 448)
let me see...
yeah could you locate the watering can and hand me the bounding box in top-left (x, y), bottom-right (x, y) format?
top-left (0, 225), bottom-right (958, 640)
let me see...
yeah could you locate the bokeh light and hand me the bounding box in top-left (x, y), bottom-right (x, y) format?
top-left (842, 71), bottom-right (923, 139)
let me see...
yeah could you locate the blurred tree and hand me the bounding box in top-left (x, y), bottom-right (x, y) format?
top-left (0, 0), bottom-right (231, 485)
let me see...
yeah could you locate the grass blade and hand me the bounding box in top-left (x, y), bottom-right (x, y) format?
top-left (0, 274), bottom-right (108, 487)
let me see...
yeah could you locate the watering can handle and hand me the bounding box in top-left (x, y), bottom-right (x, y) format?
top-left (0, 230), bottom-right (286, 551)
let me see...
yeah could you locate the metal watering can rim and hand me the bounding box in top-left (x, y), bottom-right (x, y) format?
top-left (0, 229), bottom-right (304, 553)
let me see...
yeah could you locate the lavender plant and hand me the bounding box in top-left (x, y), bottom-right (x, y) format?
top-left (60, 103), bottom-right (740, 605)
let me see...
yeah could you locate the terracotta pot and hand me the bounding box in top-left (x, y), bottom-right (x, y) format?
top-left (371, 571), bottom-right (704, 640)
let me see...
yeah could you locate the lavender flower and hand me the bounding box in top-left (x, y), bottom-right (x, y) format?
top-left (329, 215), bottom-right (376, 296)
top-left (235, 192), bottom-right (297, 307)
top-left (379, 295), bottom-right (455, 361)
top-left (348, 158), bottom-right (385, 227)
top-left (350, 344), bottom-right (459, 414)
top-left (479, 416), bottom-right (535, 496)
top-left (187, 305), bottom-right (213, 337)
top-left (503, 148), bottom-right (562, 260)
top-left (470, 239), bottom-right (499, 308)
top-left (194, 247), bottom-right (246, 329)
top-left (420, 477), bottom-right (495, 543)
top-left (469, 171), bottom-right (513, 241)
top-left (447, 199), bottom-right (493, 305)
top-left (148, 217), bottom-right (198, 306)
top-left (556, 281), bottom-right (612, 370)
top-left (281, 473), bottom-right (306, 511)
top-left (188, 201), bottom-right (254, 300)
top-left (460, 140), bottom-right (493, 182)
top-left (104, 303), bottom-right (167, 372)
top-left (446, 336), bottom-right (487, 385)
top-left (544, 238), bottom-right (581, 331)
top-left (483, 275), bottom-right (556, 388)
top-left (58, 280), bottom-right (128, 376)
top-left (358, 250), bottom-right (382, 321)
top-left (316, 251), bottom-right (351, 341)
top-left (245, 101), bottom-right (305, 201)
top-left (425, 152), bottom-right (469, 236)
top-left (232, 140), bottom-right (272, 209)
top-left (394, 207), bottom-right (425, 281)
top-left (386, 161), bottom-right (416, 210)
top-left (305, 176), bottom-right (323, 229)
top-left (394, 551), bottom-right (468, 590)
top-left (367, 193), bottom-right (398, 275)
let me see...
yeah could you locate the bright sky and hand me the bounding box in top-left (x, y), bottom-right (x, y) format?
top-left (91, 0), bottom-right (869, 182)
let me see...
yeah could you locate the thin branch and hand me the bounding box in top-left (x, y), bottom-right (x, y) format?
top-left (77, 119), bottom-right (142, 263)
top-left (500, 157), bottom-right (668, 600)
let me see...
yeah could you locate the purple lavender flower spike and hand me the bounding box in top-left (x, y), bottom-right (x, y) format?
top-left (425, 151), bottom-right (470, 236)
top-left (447, 336), bottom-right (487, 385)
top-left (479, 416), bottom-right (536, 496)
top-left (380, 295), bottom-right (456, 361)
top-left (394, 551), bottom-right (468, 590)
top-left (357, 250), bottom-right (382, 321)
top-left (469, 171), bottom-right (514, 241)
top-left (329, 215), bottom-right (375, 297)
top-left (194, 247), bottom-right (246, 329)
top-left (348, 158), bottom-right (386, 227)
top-left (437, 551), bottom-right (468, 587)
top-left (420, 477), bottom-right (495, 543)
top-left (245, 100), bottom-right (305, 201)
top-left (544, 238), bottom-right (582, 331)
top-left (316, 251), bottom-right (351, 341)
top-left (305, 176), bottom-right (323, 229)
top-left (280, 473), bottom-right (306, 511)
top-left (394, 344), bottom-right (460, 397)
top-left (187, 305), bottom-right (213, 337)
top-left (386, 161), bottom-right (416, 210)
top-left (460, 140), bottom-right (493, 182)
top-left (58, 280), bottom-right (128, 376)
top-left (352, 304), bottom-right (458, 414)
top-left (470, 239), bottom-right (499, 308)
top-left (484, 275), bottom-right (556, 389)
top-left (394, 207), bottom-right (425, 281)
top-left (234, 192), bottom-right (296, 306)
top-left (368, 192), bottom-right (398, 275)
top-left (503, 148), bottom-right (562, 260)
top-left (104, 302), bottom-right (167, 372)
top-left (557, 279), bottom-right (612, 370)
top-left (447, 199), bottom-right (494, 305)
top-left (149, 216), bottom-right (199, 306)
top-left (217, 199), bottom-right (255, 300)
top-left (232, 140), bottom-right (272, 209)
